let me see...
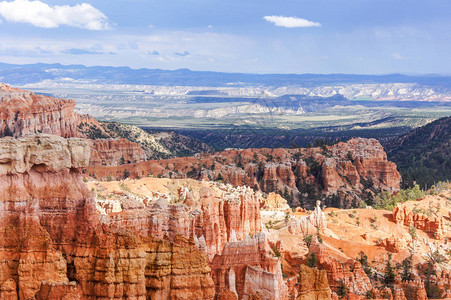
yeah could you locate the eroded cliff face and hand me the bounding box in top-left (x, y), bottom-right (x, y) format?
top-left (393, 203), bottom-right (446, 239)
top-left (297, 265), bottom-right (331, 300)
top-left (308, 236), bottom-right (372, 295)
top-left (91, 178), bottom-right (262, 260)
top-left (0, 84), bottom-right (148, 167)
top-left (87, 138), bottom-right (400, 208)
top-left (0, 84), bottom-right (81, 138)
top-left (89, 139), bottom-right (147, 166)
top-left (211, 233), bottom-right (288, 300)
top-left (89, 178), bottom-right (292, 299)
top-left (0, 134), bottom-right (215, 299)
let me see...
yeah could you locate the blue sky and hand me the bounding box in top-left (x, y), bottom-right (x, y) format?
top-left (0, 0), bottom-right (450, 74)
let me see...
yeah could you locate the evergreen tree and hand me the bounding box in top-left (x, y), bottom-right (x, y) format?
top-left (306, 252), bottom-right (317, 268)
top-left (384, 253), bottom-right (395, 285)
top-left (401, 255), bottom-right (413, 281)
top-left (336, 279), bottom-right (348, 299)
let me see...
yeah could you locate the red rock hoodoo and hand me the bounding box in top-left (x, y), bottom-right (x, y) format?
top-left (0, 134), bottom-right (215, 299)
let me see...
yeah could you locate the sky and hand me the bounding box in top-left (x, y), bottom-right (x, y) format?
top-left (0, 0), bottom-right (450, 74)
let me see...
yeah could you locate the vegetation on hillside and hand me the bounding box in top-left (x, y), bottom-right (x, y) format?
top-left (387, 117), bottom-right (451, 189)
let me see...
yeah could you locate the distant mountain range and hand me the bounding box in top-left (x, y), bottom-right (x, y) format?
top-left (1, 62), bottom-right (451, 87)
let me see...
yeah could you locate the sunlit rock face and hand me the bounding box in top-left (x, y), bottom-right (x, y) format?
top-left (211, 232), bottom-right (288, 300)
top-left (0, 84), bottom-right (81, 138)
top-left (87, 138), bottom-right (401, 208)
top-left (0, 134), bottom-right (215, 299)
top-left (0, 84), bottom-right (147, 167)
top-left (393, 203), bottom-right (446, 239)
top-left (90, 177), bottom-right (293, 299)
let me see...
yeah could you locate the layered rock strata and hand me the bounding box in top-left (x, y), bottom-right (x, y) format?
top-left (0, 83), bottom-right (80, 138)
top-left (0, 134), bottom-right (215, 299)
top-left (89, 138), bottom-right (147, 166)
top-left (94, 180), bottom-right (263, 260)
top-left (0, 84), bottom-right (147, 167)
top-left (87, 138), bottom-right (400, 208)
top-left (90, 177), bottom-right (292, 299)
top-left (211, 233), bottom-right (288, 300)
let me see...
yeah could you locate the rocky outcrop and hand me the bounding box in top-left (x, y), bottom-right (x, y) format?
top-left (0, 134), bottom-right (215, 299)
top-left (393, 203), bottom-right (446, 239)
top-left (288, 201), bottom-right (327, 236)
top-left (87, 138), bottom-right (400, 208)
top-left (0, 84), bottom-right (209, 166)
top-left (91, 177), bottom-right (290, 299)
top-left (297, 265), bottom-right (331, 300)
top-left (308, 237), bottom-right (372, 296)
top-left (95, 181), bottom-right (263, 260)
top-left (262, 192), bottom-right (290, 211)
top-left (262, 162), bottom-right (297, 192)
top-left (89, 138), bottom-right (147, 166)
top-left (399, 281), bottom-right (428, 300)
top-left (379, 235), bottom-right (405, 253)
top-left (329, 138), bottom-right (401, 192)
top-left (211, 233), bottom-right (288, 300)
top-left (0, 83), bottom-right (81, 138)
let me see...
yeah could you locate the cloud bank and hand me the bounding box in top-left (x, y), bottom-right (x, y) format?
top-left (0, 0), bottom-right (111, 30)
top-left (263, 15), bottom-right (320, 28)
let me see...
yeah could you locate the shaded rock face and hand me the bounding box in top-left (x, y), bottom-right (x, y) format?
top-left (87, 138), bottom-right (400, 208)
top-left (89, 138), bottom-right (147, 166)
top-left (297, 265), bottom-right (331, 300)
top-left (0, 134), bottom-right (215, 299)
top-left (399, 281), bottom-right (428, 300)
top-left (393, 203), bottom-right (446, 239)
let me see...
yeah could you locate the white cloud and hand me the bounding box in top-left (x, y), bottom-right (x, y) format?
top-left (0, 0), bottom-right (111, 30)
top-left (263, 15), bottom-right (320, 28)
top-left (392, 53), bottom-right (410, 60)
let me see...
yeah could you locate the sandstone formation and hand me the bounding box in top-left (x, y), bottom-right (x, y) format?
top-left (90, 178), bottom-right (292, 299)
top-left (288, 201), bottom-right (327, 236)
top-left (92, 179), bottom-right (263, 260)
top-left (89, 138), bottom-right (147, 166)
top-left (262, 192), bottom-right (291, 211)
top-left (308, 236), bottom-right (372, 295)
top-left (393, 203), bottom-right (446, 239)
top-left (0, 134), bottom-right (215, 299)
top-left (297, 265), bottom-right (331, 300)
top-left (379, 235), bottom-right (407, 253)
top-left (0, 84), bottom-right (210, 167)
top-left (211, 233), bottom-right (288, 300)
top-left (0, 83), bottom-right (81, 138)
top-left (87, 138), bottom-right (400, 208)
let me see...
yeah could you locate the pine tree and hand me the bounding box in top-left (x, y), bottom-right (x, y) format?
top-left (384, 253), bottom-right (395, 285)
top-left (306, 252), bottom-right (317, 268)
top-left (401, 255), bottom-right (413, 281)
top-left (336, 279), bottom-right (348, 299)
